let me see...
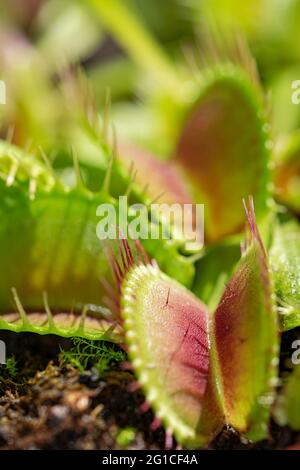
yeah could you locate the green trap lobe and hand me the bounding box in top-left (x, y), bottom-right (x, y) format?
top-left (212, 202), bottom-right (278, 438)
top-left (122, 264), bottom-right (210, 446)
top-left (175, 73), bottom-right (269, 242)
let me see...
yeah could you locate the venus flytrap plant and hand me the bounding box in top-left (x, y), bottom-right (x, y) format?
top-left (106, 198), bottom-right (278, 447)
top-left (0, 138), bottom-right (280, 448)
top-left (0, 138), bottom-right (196, 340)
top-left (115, 237), bottom-right (211, 447)
top-left (174, 66), bottom-right (271, 242)
top-left (0, 39), bottom-right (283, 449)
top-left (103, 64), bottom-right (273, 261)
top-left (0, 5), bottom-right (297, 449)
top-left (117, 63), bottom-right (272, 242)
top-left (88, 0), bottom-right (272, 243)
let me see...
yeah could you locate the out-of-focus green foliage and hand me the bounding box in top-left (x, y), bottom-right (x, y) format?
top-left (1, 0), bottom-right (300, 155)
top-left (274, 365), bottom-right (300, 430)
top-left (273, 132), bottom-right (300, 213)
top-left (270, 216), bottom-right (300, 331)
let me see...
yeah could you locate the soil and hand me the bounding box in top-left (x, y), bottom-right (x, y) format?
top-left (0, 331), bottom-right (299, 450)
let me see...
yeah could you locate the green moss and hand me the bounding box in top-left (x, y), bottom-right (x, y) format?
top-left (59, 337), bottom-right (126, 375)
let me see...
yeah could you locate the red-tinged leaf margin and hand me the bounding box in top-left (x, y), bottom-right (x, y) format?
top-left (210, 196), bottom-right (279, 440)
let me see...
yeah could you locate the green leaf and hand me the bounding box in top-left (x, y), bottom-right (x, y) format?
top-left (274, 365), bottom-right (300, 431)
top-left (270, 215), bottom-right (300, 331)
top-left (273, 132), bottom-right (300, 214)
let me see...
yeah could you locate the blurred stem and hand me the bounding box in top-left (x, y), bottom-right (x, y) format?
top-left (86, 0), bottom-right (182, 95)
top-left (89, 57), bottom-right (136, 103)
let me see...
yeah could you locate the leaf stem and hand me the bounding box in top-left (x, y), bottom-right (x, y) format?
top-left (86, 0), bottom-right (182, 95)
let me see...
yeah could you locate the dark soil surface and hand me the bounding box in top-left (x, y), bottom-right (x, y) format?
top-left (0, 332), bottom-right (299, 450)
